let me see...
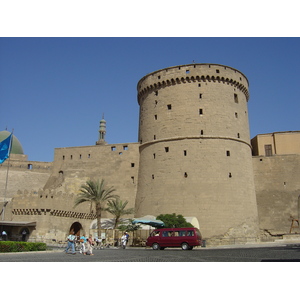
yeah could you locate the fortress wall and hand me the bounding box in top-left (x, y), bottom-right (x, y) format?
top-left (136, 64), bottom-right (259, 241)
top-left (253, 154), bottom-right (300, 234)
top-left (43, 142), bottom-right (140, 218)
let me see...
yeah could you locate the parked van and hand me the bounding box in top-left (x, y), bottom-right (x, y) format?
top-left (146, 227), bottom-right (202, 250)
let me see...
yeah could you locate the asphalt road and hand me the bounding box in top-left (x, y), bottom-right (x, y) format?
top-left (1, 244), bottom-right (300, 262)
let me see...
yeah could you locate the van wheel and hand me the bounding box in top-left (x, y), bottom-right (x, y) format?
top-left (181, 243), bottom-right (189, 250)
top-left (152, 243), bottom-right (160, 250)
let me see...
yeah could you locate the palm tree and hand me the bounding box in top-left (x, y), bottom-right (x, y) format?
top-left (106, 198), bottom-right (134, 229)
top-left (74, 179), bottom-right (119, 238)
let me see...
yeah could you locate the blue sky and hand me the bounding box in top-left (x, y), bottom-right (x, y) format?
top-left (1, 37), bottom-right (299, 162)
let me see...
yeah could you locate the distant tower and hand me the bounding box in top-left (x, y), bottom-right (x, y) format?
top-left (96, 114), bottom-right (107, 145)
top-left (135, 64), bottom-right (259, 242)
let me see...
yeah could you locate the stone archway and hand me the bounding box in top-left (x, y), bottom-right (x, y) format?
top-left (69, 222), bottom-right (83, 237)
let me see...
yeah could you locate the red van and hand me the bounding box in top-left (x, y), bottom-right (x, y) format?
top-left (146, 227), bottom-right (202, 250)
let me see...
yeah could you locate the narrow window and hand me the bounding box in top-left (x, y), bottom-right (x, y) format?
top-left (198, 84), bottom-right (201, 87)
top-left (167, 104), bottom-right (172, 110)
top-left (184, 172), bottom-right (188, 178)
top-left (155, 91), bottom-right (158, 96)
top-left (28, 164), bottom-right (33, 170)
top-left (234, 93), bottom-right (239, 103)
top-left (199, 109), bottom-right (203, 115)
top-left (119, 152), bottom-right (123, 155)
top-left (265, 144), bottom-right (273, 156)
top-left (131, 163), bottom-right (135, 167)
top-left (131, 176), bottom-right (135, 183)
top-left (70, 155), bottom-right (73, 160)
top-left (63, 155), bottom-right (65, 160)
top-left (237, 133), bottom-right (240, 138)
top-left (235, 112), bottom-right (238, 118)
top-left (200, 130), bottom-right (204, 135)
top-left (186, 70), bottom-right (190, 74)
top-left (165, 147), bottom-right (169, 153)
top-left (199, 94), bottom-right (202, 99)
top-left (123, 145), bottom-right (128, 150)
top-left (111, 146), bottom-right (116, 151)
top-left (158, 76), bottom-right (161, 79)
top-left (154, 115), bottom-right (157, 120)
top-left (216, 69), bottom-right (220, 73)
top-left (79, 154), bottom-right (82, 159)
top-left (184, 150), bottom-right (187, 156)
top-left (229, 173), bottom-right (232, 178)
top-left (226, 151), bottom-right (230, 157)
top-left (153, 153), bottom-right (156, 159)
top-left (88, 154), bottom-right (91, 158)
top-left (154, 135), bottom-right (156, 140)
top-left (152, 174), bottom-right (155, 179)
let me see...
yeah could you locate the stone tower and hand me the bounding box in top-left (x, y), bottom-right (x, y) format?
top-left (135, 64), bottom-right (259, 242)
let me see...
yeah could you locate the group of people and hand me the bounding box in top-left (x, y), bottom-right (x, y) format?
top-left (65, 231), bottom-right (130, 254)
top-left (65, 231), bottom-right (94, 255)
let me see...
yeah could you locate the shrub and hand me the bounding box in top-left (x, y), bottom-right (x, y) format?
top-left (0, 241), bottom-right (47, 253)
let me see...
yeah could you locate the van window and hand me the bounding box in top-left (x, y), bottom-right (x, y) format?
top-left (151, 231), bottom-right (160, 237)
top-left (187, 230), bottom-right (195, 236)
top-left (174, 230), bottom-right (186, 237)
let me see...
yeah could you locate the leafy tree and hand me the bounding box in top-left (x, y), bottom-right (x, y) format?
top-left (74, 179), bottom-right (119, 237)
top-left (156, 213), bottom-right (194, 228)
top-left (105, 198), bottom-right (134, 229)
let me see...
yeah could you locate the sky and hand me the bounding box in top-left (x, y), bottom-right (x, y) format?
top-left (1, 37), bottom-right (300, 162)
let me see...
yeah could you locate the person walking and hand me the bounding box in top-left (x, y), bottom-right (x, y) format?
top-left (121, 232), bottom-right (127, 249)
top-left (79, 234), bottom-right (87, 255)
top-left (86, 234), bottom-right (94, 255)
top-left (65, 230), bottom-right (76, 254)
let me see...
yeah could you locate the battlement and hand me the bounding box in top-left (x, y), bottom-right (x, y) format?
top-left (137, 64), bottom-right (249, 102)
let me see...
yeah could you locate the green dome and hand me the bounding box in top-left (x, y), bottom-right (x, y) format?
top-left (0, 131), bottom-right (24, 155)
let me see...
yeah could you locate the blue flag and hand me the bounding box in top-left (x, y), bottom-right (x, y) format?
top-left (0, 133), bottom-right (13, 164)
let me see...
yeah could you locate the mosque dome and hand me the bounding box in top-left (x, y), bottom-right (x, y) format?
top-left (0, 130), bottom-right (24, 155)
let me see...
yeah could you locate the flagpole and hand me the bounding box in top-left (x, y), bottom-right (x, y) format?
top-left (1, 129), bottom-right (13, 221)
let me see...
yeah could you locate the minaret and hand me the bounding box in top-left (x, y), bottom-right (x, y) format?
top-left (96, 114), bottom-right (107, 145)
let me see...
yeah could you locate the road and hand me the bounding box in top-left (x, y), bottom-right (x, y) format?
top-left (0, 243), bottom-right (300, 262)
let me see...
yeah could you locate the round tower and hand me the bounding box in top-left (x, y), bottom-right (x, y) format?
top-left (135, 64), bottom-right (259, 243)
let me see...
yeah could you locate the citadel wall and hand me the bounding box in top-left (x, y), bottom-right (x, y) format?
top-left (135, 64), bottom-right (259, 242)
top-left (253, 154), bottom-right (300, 237)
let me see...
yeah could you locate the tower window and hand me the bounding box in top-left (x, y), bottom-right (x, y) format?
top-left (152, 174), bottom-right (155, 179)
top-left (155, 91), bottom-right (158, 96)
top-left (158, 76), bottom-right (161, 79)
top-left (28, 164), bottom-right (33, 170)
top-left (131, 163), bottom-right (135, 167)
top-left (184, 172), bottom-right (188, 178)
top-left (234, 93), bottom-right (239, 103)
top-left (199, 109), bottom-right (203, 115)
top-left (123, 145), bottom-right (128, 150)
top-left (200, 130), bottom-right (204, 135)
top-left (63, 155), bottom-right (65, 160)
top-left (235, 112), bottom-right (238, 118)
top-left (198, 84), bottom-right (201, 87)
top-left (229, 173), bottom-right (232, 178)
top-left (153, 153), bottom-right (156, 159)
top-left (216, 69), bottom-right (220, 73)
top-left (165, 147), bottom-right (169, 153)
top-left (226, 151), bottom-right (231, 157)
top-left (154, 115), bottom-right (157, 120)
top-left (184, 150), bottom-right (187, 156)
top-left (199, 94), bottom-right (202, 99)
top-left (154, 135), bottom-right (156, 140)
top-left (111, 146), bottom-right (116, 151)
top-left (167, 104), bottom-right (172, 110)
top-left (237, 133), bottom-right (240, 138)
top-left (70, 155), bottom-right (73, 160)
top-left (131, 176), bottom-right (135, 183)
top-left (79, 154), bottom-right (82, 159)
top-left (88, 154), bottom-right (91, 158)
top-left (186, 70), bottom-right (190, 74)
